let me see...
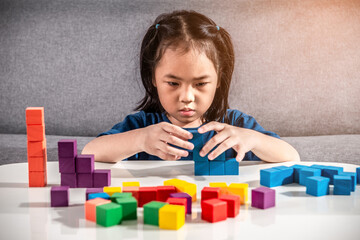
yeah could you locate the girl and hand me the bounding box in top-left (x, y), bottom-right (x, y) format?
top-left (82, 10), bottom-right (300, 163)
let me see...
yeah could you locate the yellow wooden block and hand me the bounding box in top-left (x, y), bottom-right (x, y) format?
top-left (103, 186), bottom-right (122, 196)
top-left (164, 179), bottom-right (187, 192)
top-left (122, 181), bottom-right (140, 187)
top-left (164, 179), bottom-right (197, 202)
top-left (228, 183), bottom-right (248, 205)
top-left (159, 204), bottom-right (185, 230)
top-left (210, 182), bottom-right (229, 195)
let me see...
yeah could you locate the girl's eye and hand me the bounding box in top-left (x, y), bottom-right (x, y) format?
top-left (167, 82), bottom-right (179, 86)
top-left (196, 82), bottom-right (208, 87)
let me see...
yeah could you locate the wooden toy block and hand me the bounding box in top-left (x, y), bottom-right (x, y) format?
top-left (219, 194), bottom-right (240, 217)
top-left (156, 185), bottom-right (177, 202)
top-left (51, 186), bottom-right (69, 207)
top-left (27, 140), bottom-right (46, 157)
top-left (357, 167), bottom-right (360, 184)
top-left (96, 202), bottom-right (123, 227)
top-left (201, 187), bottom-right (221, 202)
top-left (260, 168), bottom-right (283, 187)
top-left (310, 164), bottom-right (328, 175)
top-left (224, 158), bottom-right (239, 175)
top-left (86, 188), bottom-right (104, 200)
top-left (76, 154), bottom-right (94, 173)
top-left (209, 160), bottom-right (225, 175)
top-left (113, 196), bottom-right (138, 220)
top-left (290, 164), bottom-right (308, 183)
top-left (164, 179), bottom-right (197, 202)
top-left (93, 169), bottom-right (111, 187)
top-left (201, 199), bottom-right (227, 223)
top-left (333, 175), bottom-right (352, 195)
top-left (122, 186), bottom-right (140, 201)
top-left (338, 172), bottom-right (356, 191)
top-left (139, 187), bottom-right (157, 207)
top-left (58, 139), bottom-right (77, 158)
top-left (110, 192), bottom-right (132, 202)
top-left (28, 155), bottom-right (46, 172)
top-left (159, 204), bottom-right (185, 230)
top-left (210, 182), bottom-right (229, 195)
top-left (143, 201), bottom-right (168, 226)
top-left (299, 167), bottom-right (321, 186)
top-left (25, 107), bottom-right (44, 125)
top-left (103, 186), bottom-right (122, 196)
top-left (61, 173), bottom-right (77, 188)
top-left (58, 156), bottom-right (76, 173)
top-left (88, 192), bottom-right (110, 200)
top-left (272, 166), bottom-right (294, 185)
top-left (228, 183), bottom-right (248, 205)
top-left (188, 129), bottom-right (207, 162)
top-left (251, 187), bottom-right (275, 209)
top-left (29, 171), bottom-right (47, 187)
top-left (122, 181), bottom-right (140, 187)
top-left (85, 198), bottom-right (111, 222)
top-left (26, 125), bottom-right (45, 141)
top-left (77, 173), bottom-right (93, 188)
top-left (166, 197), bottom-right (187, 215)
top-left (305, 176), bottom-right (330, 197)
top-left (170, 192), bottom-right (192, 214)
top-left (322, 166), bottom-right (343, 185)
top-left (195, 160), bottom-right (210, 175)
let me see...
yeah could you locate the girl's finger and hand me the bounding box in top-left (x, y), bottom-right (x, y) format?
top-left (198, 121), bottom-right (225, 134)
top-left (155, 148), bottom-right (180, 161)
top-left (200, 132), bottom-right (229, 157)
top-left (160, 131), bottom-right (194, 151)
top-left (162, 123), bottom-right (193, 140)
top-left (235, 150), bottom-right (245, 162)
top-left (207, 138), bottom-right (235, 160)
top-left (159, 141), bottom-right (189, 158)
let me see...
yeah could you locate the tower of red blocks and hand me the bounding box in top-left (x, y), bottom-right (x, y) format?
top-left (26, 107), bottom-right (47, 187)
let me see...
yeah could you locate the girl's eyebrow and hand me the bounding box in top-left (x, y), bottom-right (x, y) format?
top-left (164, 74), bottom-right (210, 81)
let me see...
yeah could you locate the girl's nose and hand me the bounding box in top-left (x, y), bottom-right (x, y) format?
top-left (180, 86), bottom-right (195, 103)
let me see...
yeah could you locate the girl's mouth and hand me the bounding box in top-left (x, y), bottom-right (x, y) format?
top-left (179, 109), bottom-right (195, 117)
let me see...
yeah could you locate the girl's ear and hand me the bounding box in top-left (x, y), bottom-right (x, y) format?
top-left (152, 78), bottom-right (157, 88)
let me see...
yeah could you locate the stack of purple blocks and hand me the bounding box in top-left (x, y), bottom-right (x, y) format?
top-left (58, 139), bottom-right (111, 188)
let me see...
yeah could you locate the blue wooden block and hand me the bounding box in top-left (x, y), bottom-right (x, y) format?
top-left (260, 168), bottom-right (283, 188)
top-left (339, 172), bottom-right (356, 191)
top-left (299, 167), bottom-right (322, 186)
top-left (290, 164), bottom-right (308, 183)
top-left (209, 161), bottom-right (225, 175)
top-left (310, 164), bottom-right (327, 175)
top-left (333, 175), bottom-right (351, 195)
top-left (356, 167), bottom-right (360, 184)
top-left (272, 166), bottom-right (294, 185)
top-left (322, 166), bottom-right (343, 185)
top-left (224, 158), bottom-right (239, 175)
top-left (188, 129), bottom-right (208, 162)
top-left (213, 151), bottom-right (225, 161)
top-left (306, 176), bottom-right (330, 197)
top-left (88, 192), bottom-right (110, 200)
top-left (194, 160), bottom-right (210, 175)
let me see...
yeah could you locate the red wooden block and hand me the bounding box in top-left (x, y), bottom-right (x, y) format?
top-left (201, 199), bottom-right (227, 223)
top-left (27, 140), bottom-right (46, 157)
top-left (156, 185), bottom-right (177, 202)
top-left (201, 187), bottom-right (221, 202)
top-left (138, 187), bottom-right (157, 207)
top-left (28, 155), bottom-right (47, 172)
top-left (219, 194), bottom-right (240, 217)
top-left (25, 107), bottom-right (44, 125)
top-left (29, 171), bottom-right (47, 187)
top-left (123, 186), bottom-right (140, 202)
top-left (26, 125), bottom-right (45, 142)
top-left (166, 197), bottom-right (187, 214)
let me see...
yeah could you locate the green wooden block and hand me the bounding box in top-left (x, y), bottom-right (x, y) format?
top-left (110, 192), bottom-right (132, 202)
top-left (143, 201), bottom-right (168, 226)
top-left (96, 202), bottom-right (123, 227)
top-left (113, 196), bottom-right (138, 220)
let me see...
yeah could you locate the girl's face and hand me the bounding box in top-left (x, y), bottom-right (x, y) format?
top-left (153, 45), bottom-right (219, 128)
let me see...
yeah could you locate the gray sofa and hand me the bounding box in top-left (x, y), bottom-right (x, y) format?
top-left (1, 0), bottom-right (359, 166)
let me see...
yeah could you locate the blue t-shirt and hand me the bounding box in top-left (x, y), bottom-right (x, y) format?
top-left (97, 109), bottom-right (280, 161)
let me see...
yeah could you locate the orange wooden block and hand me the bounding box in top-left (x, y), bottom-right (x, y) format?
top-left (28, 155), bottom-right (47, 172)
top-left (26, 125), bottom-right (45, 142)
top-left (27, 140), bottom-right (46, 157)
top-left (85, 198), bottom-right (111, 222)
top-left (29, 171), bottom-right (47, 187)
top-left (123, 186), bottom-right (140, 201)
top-left (26, 107), bottom-right (44, 125)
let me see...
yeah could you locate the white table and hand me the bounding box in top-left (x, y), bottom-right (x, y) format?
top-left (0, 161), bottom-right (359, 240)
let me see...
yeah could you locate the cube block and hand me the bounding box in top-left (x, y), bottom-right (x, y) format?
top-left (209, 160), bottom-right (225, 175)
top-left (338, 172), bottom-right (356, 191)
top-left (96, 202), bottom-right (123, 227)
top-left (228, 183), bottom-right (248, 205)
top-left (272, 166), bottom-right (294, 184)
top-left (58, 157), bottom-right (76, 173)
top-left (77, 173), bottom-right (93, 188)
top-left (86, 188), bottom-right (104, 200)
top-left (88, 192), bottom-right (110, 200)
top-left (219, 194), bottom-right (240, 217)
top-left (322, 166), bottom-right (343, 185)
top-left (201, 187), bottom-right (221, 202)
top-left (260, 166), bottom-right (294, 188)
top-left (76, 154), bottom-right (94, 173)
top-left (122, 181), bottom-right (140, 187)
top-left (224, 158), bottom-right (239, 175)
top-left (139, 187), bottom-right (157, 207)
top-left (110, 192), bottom-right (133, 202)
top-left (29, 171), bottom-right (47, 187)
top-left (201, 199), bottom-right (227, 223)
top-left (122, 186), bottom-right (140, 201)
top-left (26, 107), bottom-right (44, 125)
top-left (159, 204), bottom-right (185, 230)
top-left (143, 201), bottom-right (168, 226)
top-left (169, 192), bottom-right (192, 214)
top-left (26, 125), bottom-right (45, 141)
top-left (194, 160), bottom-right (210, 175)
top-left (114, 196), bottom-right (138, 220)
top-left (93, 170), bottom-right (111, 188)
top-left (58, 139), bottom-right (77, 158)
top-left (291, 164), bottom-right (308, 183)
top-left (306, 176), bottom-right (330, 197)
top-left (51, 186), bottom-right (69, 207)
top-left (299, 167), bottom-right (321, 186)
top-left (251, 187), bottom-right (275, 209)
top-left (28, 155), bottom-right (47, 172)
top-left (333, 175), bottom-right (352, 195)
top-left (85, 198), bottom-right (111, 222)
top-left (166, 197), bottom-right (187, 215)
top-left (103, 186), bottom-right (122, 196)
top-left (156, 185), bottom-right (177, 202)
top-left (61, 173), bottom-right (77, 188)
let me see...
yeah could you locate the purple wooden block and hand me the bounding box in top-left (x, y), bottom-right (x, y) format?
top-left (61, 173), bottom-right (77, 188)
top-left (85, 188), bottom-right (104, 200)
top-left (77, 173), bottom-right (93, 188)
top-left (51, 186), bottom-right (69, 207)
top-left (251, 187), bottom-right (276, 209)
top-left (59, 157), bottom-right (76, 173)
top-left (169, 192), bottom-right (192, 214)
top-left (76, 154), bottom-right (94, 173)
top-left (58, 139), bottom-right (77, 158)
top-left (93, 169), bottom-right (111, 188)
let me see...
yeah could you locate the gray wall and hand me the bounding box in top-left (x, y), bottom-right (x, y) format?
top-left (1, 0), bottom-right (359, 137)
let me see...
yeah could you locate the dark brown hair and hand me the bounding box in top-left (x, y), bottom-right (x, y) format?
top-left (135, 10), bottom-right (235, 123)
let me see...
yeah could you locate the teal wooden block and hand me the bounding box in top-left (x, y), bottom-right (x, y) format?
top-left (290, 164), bottom-right (308, 183)
top-left (306, 176), bottom-right (330, 196)
top-left (299, 167), bottom-right (321, 186)
top-left (323, 166), bottom-right (343, 185)
top-left (338, 172), bottom-right (356, 192)
top-left (195, 160), bottom-right (210, 175)
top-left (209, 160), bottom-right (225, 175)
top-left (333, 175), bottom-right (351, 195)
top-left (224, 158), bottom-right (239, 175)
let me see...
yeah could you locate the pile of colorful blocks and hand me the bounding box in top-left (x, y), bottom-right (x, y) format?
top-left (50, 180), bottom-right (276, 230)
top-left (58, 139), bottom-right (110, 188)
top-left (260, 164), bottom-right (360, 196)
top-left (189, 129), bottom-right (239, 176)
top-left (26, 107), bottom-right (47, 187)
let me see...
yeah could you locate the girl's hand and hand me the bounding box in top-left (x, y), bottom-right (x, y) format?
top-left (141, 122), bottom-right (194, 160)
top-left (198, 122), bottom-right (258, 162)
